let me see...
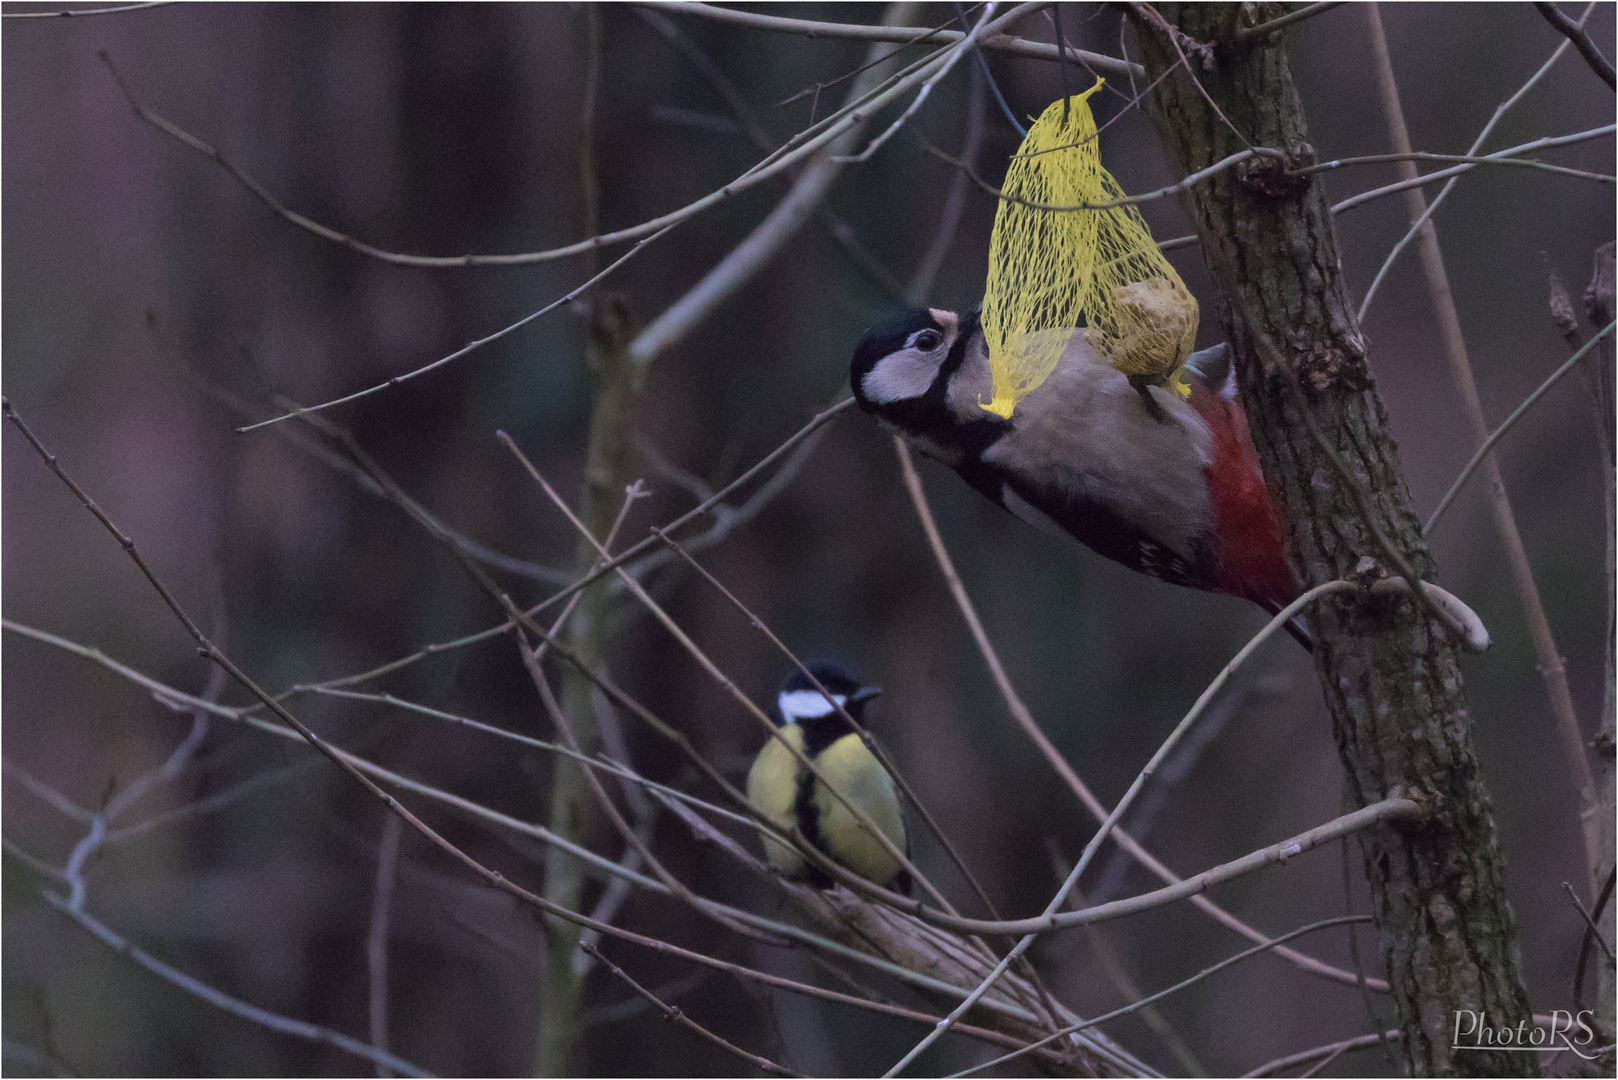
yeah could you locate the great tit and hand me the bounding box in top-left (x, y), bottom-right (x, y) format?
top-left (851, 307), bottom-right (1307, 642)
top-left (746, 661), bottom-right (911, 894)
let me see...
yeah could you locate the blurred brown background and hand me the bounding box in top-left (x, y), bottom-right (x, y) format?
top-left (3, 3), bottom-right (1614, 1075)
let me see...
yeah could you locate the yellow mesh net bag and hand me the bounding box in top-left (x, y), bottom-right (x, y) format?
top-left (979, 79), bottom-right (1199, 418)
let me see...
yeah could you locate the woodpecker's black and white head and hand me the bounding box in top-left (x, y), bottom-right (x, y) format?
top-left (849, 307), bottom-right (1011, 466)
top-left (776, 660), bottom-right (880, 732)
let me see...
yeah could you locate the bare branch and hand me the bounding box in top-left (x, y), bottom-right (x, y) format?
top-left (881, 577), bottom-right (1395, 1071)
top-left (638, 1), bottom-right (1144, 77)
top-left (1241, 1030), bottom-right (1401, 1077)
top-left (43, 894), bottom-right (434, 1077)
top-left (368, 814), bottom-right (402, 1078)
top-left (1535, 1), bottom-right (1616, 87)
top-left (950, 915), bottom-right (1374, 1077)
top-left (893, 440), bottom-right (1389, 990)
top-left (579, 943), bottom-right (804, 1077)
top-left (1358, 6), bottom-right (1597, 318)
top-left (1424, 322), bottom-right (1615, 533)
top-left (3, 1), bottom-right (170, 17)
top-left (1233, 1), bottom-right (1346, 43)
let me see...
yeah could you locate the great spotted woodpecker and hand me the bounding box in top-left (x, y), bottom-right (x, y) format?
top-left (851, 306), bottom-right (1306, 642)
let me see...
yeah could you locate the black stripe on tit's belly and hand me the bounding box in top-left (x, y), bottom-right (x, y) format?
top-left (746, 661), bottom-right (911, 894)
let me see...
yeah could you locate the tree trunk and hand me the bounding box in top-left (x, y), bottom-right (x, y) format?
top-left (1130, 6), bottom-right (1534, 1074)
top-left (534, 293), bottom-right (638, 1077)
top-left (1585, 242), bottom-right (1615, 1043)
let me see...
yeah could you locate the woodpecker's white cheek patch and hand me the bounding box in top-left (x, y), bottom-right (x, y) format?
top-left (863, 350), bottom-right (944, 403)
top-left (778, 690), bottom-right (846, 720)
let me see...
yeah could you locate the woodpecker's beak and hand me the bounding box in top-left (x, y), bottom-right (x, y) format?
top-left (847, 686), bottom-right (882, 706)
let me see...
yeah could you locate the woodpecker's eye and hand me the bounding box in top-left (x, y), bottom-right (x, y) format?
top-left (909, 329), bottom-right (943, 351)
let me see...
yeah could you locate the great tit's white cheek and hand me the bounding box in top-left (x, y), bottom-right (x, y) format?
top-left (862, 348), bottom-right (944, 404)
top-left (777, 689), bottom-right (846, 720)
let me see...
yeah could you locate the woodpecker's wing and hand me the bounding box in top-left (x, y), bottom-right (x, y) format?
top-left (960, 335), bottom-right (1223, 590)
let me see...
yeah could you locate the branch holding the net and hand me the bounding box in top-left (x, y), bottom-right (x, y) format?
top-left (638, 1), bottom-right (1143, 77)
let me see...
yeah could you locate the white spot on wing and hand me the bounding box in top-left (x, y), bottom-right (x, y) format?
top-left (778, 689), bottom-right (846, 721)
top-left (1000, 485), bottom-right (1068, 539)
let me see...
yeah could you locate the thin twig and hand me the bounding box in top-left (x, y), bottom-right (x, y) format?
top-left (1299, 150), bottom-right (1611, 183)
top-left (44, 893), bottom-right (434, 1077)
top-left (831, 2), bottom-right (1007, 165)
top-left (922, 139), bottom-right (1272, 211)
top-left (629, 1), bottom-right (935, 368)
top-left (1131, 2), bottom-right (1255, 148)
top-left (1358, 5), bottom-right (1595, 319)
top-left (497, 433), bottom-right (950, 912)
top-left (1366, 2), bottom-right (1605, 902)
top-left (368, 814), bottom-right (403, 1078)
top-left (881, 798), bottom-right (1419, 1072)
top-left (909, 58), bottom-right (986, 302)
top-left (1241, 1030), bottom-right (1401, 1077)
top-left (3, 760), bottom-right (95, 823)
top-left (0, 616), bottom-right (1248, 1039)
top-left (519, 635), bottom-right (777, 945)
top-left (1563, 881), bottom-right (1617, 963)
top-left (1574, 867), bottom-right (1616, 1026)
top-left (948, 915), bottom-right (1373, 1076)
top-left (893, 440), bottom-right (1390, 990)
top-left (100, 5), bottom-right (1032, 287)
top-left (640, 1), bottom-right (1143, 77)
top-left (1333, 125), bottom-right (1614, 217)
top-left (1149, 123), bottom-right (1617, 253)
top-left (219, 399), bottom-right (850, 708)
top-left (1233, 1), bottom-right (1346, 43)
top-left (1423, 322), bottom-right (1615, 533)
top-left (1535, 1), bottom-right (1616, 87)
top-left (3, 0), bottom-right (169, 16)
top-left (233, 227), bottom-right (672, 432)
top-left (579, 943), bottom-right (805, 1077)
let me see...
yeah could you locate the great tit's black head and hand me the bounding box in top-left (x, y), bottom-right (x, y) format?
top-left (850, 308), bottom-right (959, 416)
top-left (777, 660), bottom-right (880, 726)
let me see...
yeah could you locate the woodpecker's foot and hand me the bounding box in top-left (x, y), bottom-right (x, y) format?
top-left (1128, 374), bottom-right (1169, 423)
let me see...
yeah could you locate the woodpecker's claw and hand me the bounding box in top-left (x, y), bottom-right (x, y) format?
top-left (1128, 373), bottom-right (1170, 423)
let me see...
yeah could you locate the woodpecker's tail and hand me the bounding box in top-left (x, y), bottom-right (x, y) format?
top-left (1259, 597), bottom-right (1314, 653)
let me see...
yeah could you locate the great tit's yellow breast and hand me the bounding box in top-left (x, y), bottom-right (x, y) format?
top-left (809, 733), bottom-right (906, 889)
top-left (747, 725), bottom-right (806, 877)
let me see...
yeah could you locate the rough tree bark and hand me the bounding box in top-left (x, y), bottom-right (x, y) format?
top-left (1129, 6), bottom-right (1534, 1075)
